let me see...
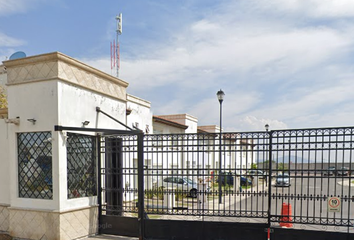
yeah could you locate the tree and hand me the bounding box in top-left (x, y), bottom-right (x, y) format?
top-left (0, 85), bottom-right (7, 108)
top-left (251, 163), bottom-right (257, 169)
top-left (277, 163), bottom-right (288, 171)
top-left (263, 160), bottom-right (276, 169)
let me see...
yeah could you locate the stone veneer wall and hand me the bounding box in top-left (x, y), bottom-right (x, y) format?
top-left (59, 206), bottom-right (98, 240)
top-left (5, 52), bottom-right (127, 102)
top-left (0, 205), bottom-right (9, 233)
top-left (4, 206), bottom-right (98, 240)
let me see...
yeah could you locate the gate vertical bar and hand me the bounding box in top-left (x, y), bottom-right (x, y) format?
top-left (105, 137), bottom-right (123, 215)
top-left (267, 130), bottom-right (273, 231)
top-left (138, 133), bottom-right (145, 240)
top-left (117, 138), bottom-right (123, 215)
top-left (97, 135), bottom-right (102, 234)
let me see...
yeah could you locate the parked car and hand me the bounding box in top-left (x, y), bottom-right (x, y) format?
top-left (219, 171), bottom-right (234, 185)
top-left (323, 167), bottom-right (336, 176)
top-left (240, 176), bottom-right (253, 186)
top-left (247, 169), bottom-right (266, 179)
top-left (158, 177), bottom-right (198, 198)
top-left (275, 173), bottom-right (291, 187)
top-left (337, 167), bottom-right (349, 176)
top-left (219, 172), bottom-right (252, 186)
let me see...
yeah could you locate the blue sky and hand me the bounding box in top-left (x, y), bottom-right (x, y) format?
top-left (2, 0), bottom-right (354, 131)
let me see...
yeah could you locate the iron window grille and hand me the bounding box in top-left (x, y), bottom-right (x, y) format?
top-left (67, 133), bottom-right (97, 199)
top-left (18, 132), bottom-right (52, 199)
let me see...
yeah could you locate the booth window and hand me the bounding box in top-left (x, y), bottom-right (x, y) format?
top-left (67, 133), bottom-right (97, 199)
top-left (18, 132), bottom-right (53, 199)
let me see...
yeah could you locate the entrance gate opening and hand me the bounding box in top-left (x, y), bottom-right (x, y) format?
top-left (55, 125), bottom-right (354, 240)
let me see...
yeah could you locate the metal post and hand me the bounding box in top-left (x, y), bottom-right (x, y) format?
top-left (137, 133), bottom-right (145, 240)
top-left (97, 135), bottom-right (102, 234)
top-left (218, 100), bottom-right (223, 204)
top-left (267, 130), bottom-right (273, 230)
top-left (216, 89), bottom-right (224, 205)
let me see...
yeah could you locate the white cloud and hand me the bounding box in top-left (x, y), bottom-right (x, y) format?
top-left (116, 26), bottom-right (351, 96)
top-left (80, 0), bottom-right (354, 131)
top-left (254, 0), bottom-right (354, 18)
top-left (242, 77), bottom-right (354, 129)
top-left (235, 116), bottom-right (287, 132)
top-left (84, 0), bottom-right (354, 91)
top-left (0, 32), bottom-right (25, 47)
top-left (0, 0), bottom-right (43, 16)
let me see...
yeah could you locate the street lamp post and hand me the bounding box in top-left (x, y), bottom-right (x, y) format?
top-left (265, 123), bottom-right (273, 230)
top-left (265, 124), bottom-right (269, 187)
top-left (265, 124), bottom-right (269, 132)
top-left (217, 89), bottom-right (225, 204)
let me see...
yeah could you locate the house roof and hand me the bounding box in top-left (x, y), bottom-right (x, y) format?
top-left (153, 115), bottom-right (189, 130)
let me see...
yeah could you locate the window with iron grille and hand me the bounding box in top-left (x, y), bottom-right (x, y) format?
top-left (18, 132), bottom-right (52, 199)
top-left (67, 133), bottom-right (97, 199)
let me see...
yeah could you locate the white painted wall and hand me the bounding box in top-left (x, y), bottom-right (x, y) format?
top-left (126, 94), bottom-right (152, 133)
top-left (124, 95), bottom-right (153, 200)
top-left (57, 82), bottom-right (127, 211)
top-left (6, 80), bottom-right (59, 210)
top-left (0, 121), bottom-right (10, 205)
top-left (5, 80), bottom-right (130, 211)
top-left (1, 68), bottom-right (10, 205)
top-left (183, 115), bottom-right (198, 134)
top-left (0, 68), bottom-right (8, 205)
top-left (58, 82), bottom-right (126, 129)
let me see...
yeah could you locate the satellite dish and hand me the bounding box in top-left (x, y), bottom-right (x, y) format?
top-left (9, 51), bottom-right (26, 60)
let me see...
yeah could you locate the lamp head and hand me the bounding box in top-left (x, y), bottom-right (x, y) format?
top-left (216, 89), bottom-right (225, 103)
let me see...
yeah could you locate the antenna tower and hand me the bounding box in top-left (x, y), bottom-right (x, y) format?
top-left (111, 13), bottom-right (122, 78)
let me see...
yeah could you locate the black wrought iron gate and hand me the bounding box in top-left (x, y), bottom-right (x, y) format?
top-left (97, 127), bottom-right (354, 240)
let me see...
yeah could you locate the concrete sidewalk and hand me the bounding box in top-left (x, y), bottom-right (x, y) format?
top-left (84, 235), bottom-right (138, 240)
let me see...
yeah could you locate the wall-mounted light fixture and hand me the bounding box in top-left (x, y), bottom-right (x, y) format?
top-left (82, 121), bottom-right (90, 127)
top-left (27, 118), bottom-right (36, 125)
top-left (5, 117), bottom-right (20, 125)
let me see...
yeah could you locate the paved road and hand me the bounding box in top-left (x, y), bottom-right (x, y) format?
top-left (222, 174), bottom-right (354, 233)
top-left (122, 174), bottom-right (354, 235)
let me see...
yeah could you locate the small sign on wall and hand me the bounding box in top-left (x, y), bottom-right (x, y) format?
top-left (328, 197), bottom-right (341, 212)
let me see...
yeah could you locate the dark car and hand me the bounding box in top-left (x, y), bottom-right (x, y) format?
top-left (337, 167), bottom-right (349, 176)
top-left (219, 172), bottom-right (252, 186)
top-left (219, 172), bottom-right (234, 185)
top-left (323, 167), bottom-right (336, 176)
top-left (240, 176), bottom-right (253, 186)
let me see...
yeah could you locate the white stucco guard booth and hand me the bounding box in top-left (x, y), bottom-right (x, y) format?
top-left (0, 52), bottom-right (148, 240)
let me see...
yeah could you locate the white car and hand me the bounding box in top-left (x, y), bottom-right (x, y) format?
top-left (158, 177), bottom-right (198, 198)
top-left (247, 169), bottom-right (266, 179)
top-left (275, 173), bottom-right (291, 187)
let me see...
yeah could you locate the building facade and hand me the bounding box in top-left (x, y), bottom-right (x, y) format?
top-left (0, 52), bottom-right (152, 240)
top-left (0, 52), bottom-right (254, 240)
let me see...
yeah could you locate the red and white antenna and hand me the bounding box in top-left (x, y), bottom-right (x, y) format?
top-left (111, 13), bottom-right (122, 77)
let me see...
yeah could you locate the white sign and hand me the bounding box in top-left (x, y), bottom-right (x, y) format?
top-left (328, 197), bottom-right (341, 212)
